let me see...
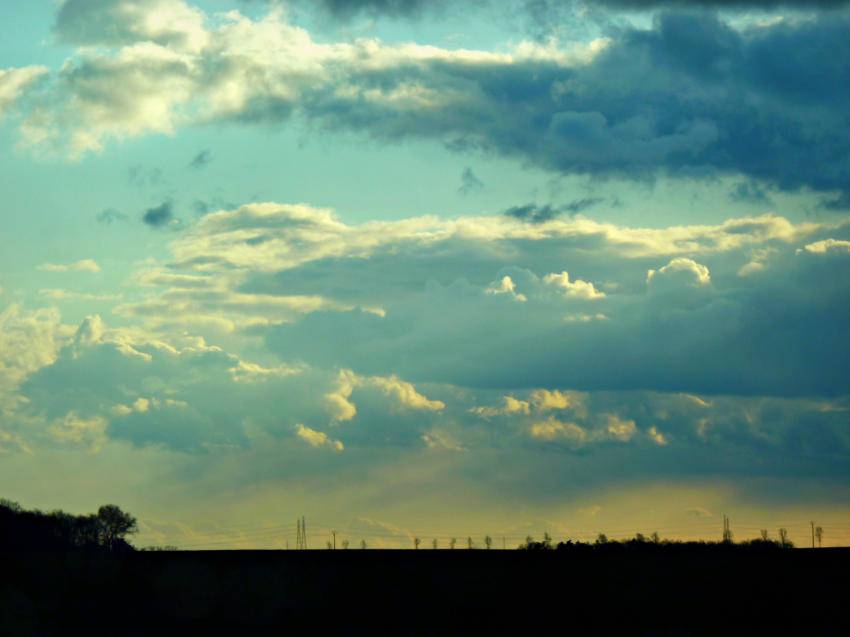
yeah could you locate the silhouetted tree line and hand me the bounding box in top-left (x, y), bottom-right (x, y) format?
top-left (519, 532), bottom-right (794, 551)
top-left (0, 498), bottom-right (137, 552)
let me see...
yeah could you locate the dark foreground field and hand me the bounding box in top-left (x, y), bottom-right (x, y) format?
top-left (2, 548), bottom-right (848, 635)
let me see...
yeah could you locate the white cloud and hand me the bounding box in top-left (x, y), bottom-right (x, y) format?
top-left (529, 417), bottom-right (588, 447)
top-left (605, 414), bottom-right (637, 442)
top-left (543, 271), bottom-right (605, 300)
top-left (647, 257), bottom-right (711, 288)
top-left (485, 275), bottom-right (527, 302)
top-left (0, 66), bottom-right (47, 118)
top-left (798, 239), bottom-right (850, 255)
top-left (325, 369), bottom-right (358, 422)
top-left (295, 423), bottom-right (344, 452)
top-left (38, 259), bottom-right (101, 273)
top-left (369, 375), bottom-right (445, 411)
top-left (0, 305), bottom-right (71, 415)
top-left (325, 369), bottom-right (444, 421)
top-left (228, 359), bottom-right (304, 383)
top-left (530, 389), bottom-right (573, 411)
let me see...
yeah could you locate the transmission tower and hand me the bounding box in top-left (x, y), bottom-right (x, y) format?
top-left (722, 515), bottom-right (733, 543)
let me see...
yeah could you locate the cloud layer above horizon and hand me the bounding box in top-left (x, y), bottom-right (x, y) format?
top-left (1, 0), bottom-right (849, 547)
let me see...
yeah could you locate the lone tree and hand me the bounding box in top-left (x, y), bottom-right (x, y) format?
top-left (449, 537), bottom-right (457, 550)
top-left (484, 535), bottom-right (492, 550)
top-left (96, 505), bottom-right (137, 551)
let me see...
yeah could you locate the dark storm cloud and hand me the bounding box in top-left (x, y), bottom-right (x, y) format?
top-left (142, 202), bottom-right (174, 228)
top-left (298, 12), bottom-right (850, 199)
top-left (263, 0), bottom-right (850, 19)
top-left (261, 239), bottom-right (850, 399)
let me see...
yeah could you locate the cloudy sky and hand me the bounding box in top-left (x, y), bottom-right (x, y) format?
top-left (1, 0), bottom-right (849, 549)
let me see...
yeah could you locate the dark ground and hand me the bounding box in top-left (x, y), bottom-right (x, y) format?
top-left (1, 548), bottom-right (848, 635)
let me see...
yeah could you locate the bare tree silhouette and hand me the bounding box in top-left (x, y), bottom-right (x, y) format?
top-left (484, 535), bottom-right (492, 550)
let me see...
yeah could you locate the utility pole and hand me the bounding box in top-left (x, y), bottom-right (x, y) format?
top-left (296, 518), bottom-right (302, 550)
top-left (332, 530), bottom-right (337, 550)
top-left (303, 516), bottom-right (307, 550)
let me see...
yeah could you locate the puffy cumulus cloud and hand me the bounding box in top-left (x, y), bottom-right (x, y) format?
top-left (17, 6), bottom-right (850, 197)
top-left (370, 375), bottom-right (446, 411)
top-left (647, 257), bottom-right (711, 288)
top-left (37, 259), bottom-right (101, 273)
top-left (325, 369), bottom-right (444, 422)
top-left (0, 66), bottom-right (47, 119)
top-left (325, 369), bottom-right (359, 422)
top-left (529, 417), bottom-right (588, 447)
top-left (531, 389), bottom-right (575, 411)
top-left (543, 271), bottom-right (605, 299)
top-left (10, 314), bottom-right (325, 452)
top-left (295, 423), bottom-right (344, 452)
top-left (485, 275), bottom-right (527, 302)
top-left (605, 414), bottom-right (637, 442)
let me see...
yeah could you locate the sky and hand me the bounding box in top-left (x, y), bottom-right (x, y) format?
top-left (1, 0), bottom-right (849, 549)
